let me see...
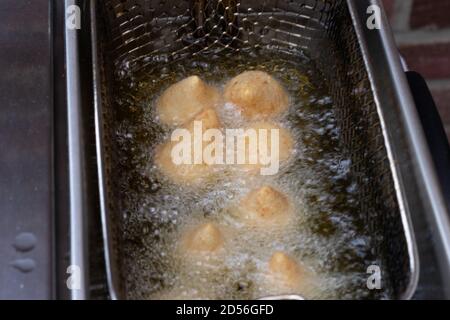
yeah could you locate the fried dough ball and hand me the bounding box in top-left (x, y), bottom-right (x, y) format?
top-left (154, 142), bottom-right (214, 185)
top-left (237, 186), bottom-right (292, 226)
top-left (185, 108), bottom-right (221, 131)
top-left (157, 76), bottom-right (220, 126)
top-left (263, 251), bottom-right (315, 297)
top-left (154, 109), bottom-right (221, 185)
top-left (236, 121), bottom-right (294, 173)
top-left (181, 222), bottom-right (224, 253)
top-left (249, 122), bottom-right (294, 162)
top-left (268, 252), bottom-right (304, 286)
top-left (257, 251), bottom-right (318, 298)
top-left (224, 71), bottom-right (289, 120)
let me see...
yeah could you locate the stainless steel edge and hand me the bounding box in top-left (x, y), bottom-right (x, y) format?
top-left (91, 0), bottom-right (120, 300)
top-left (92, 0), bottom-right (439, 299)
top-left (348, 0), bottom-right (450, 298)
top-left (373, 0), bottom-right (450, 295)
top-left (64, 0), bottom-right (89, 300)
top-left (347, 0), bottom-right (419, 300)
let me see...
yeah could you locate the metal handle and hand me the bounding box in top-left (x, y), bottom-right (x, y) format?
top-left (406, 71), bottom-right (450, 209)
top-left (405, 70), bottom-right (450, 297)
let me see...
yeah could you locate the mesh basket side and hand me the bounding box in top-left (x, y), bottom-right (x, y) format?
top-left (95, 0), bottom-right (411, 299)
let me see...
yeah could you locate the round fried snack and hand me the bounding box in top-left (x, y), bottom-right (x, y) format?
top-left (181, 222), bottom-right (224, 253)
top-left (154, 142), bottom-right (215, 185)
top-left (154, 108), bottom-right (222, 185)
top-left (157, 76), bottom-right (220, 126)
top-left (185, 108), bottom-right (221, 131)
top-left (268, 252), bottom-right (303, 286)
top-left (237, 186), bottom-right (292, 226)
top-left (235, 121), bottom-right (294, 173)
top-left (224, 71), bottom-right (289, 120)
top-left (257, 252), bottom-right (318, 298)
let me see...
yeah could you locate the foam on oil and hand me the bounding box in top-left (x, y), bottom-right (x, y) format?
top-left (113, 50), bottom-right (390, 300)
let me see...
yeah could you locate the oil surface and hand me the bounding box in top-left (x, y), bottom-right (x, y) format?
top-left (112, 50), bottom-right (390, 300)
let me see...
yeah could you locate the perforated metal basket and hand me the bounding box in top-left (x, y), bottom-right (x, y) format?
top-left (89, 0), bottom-right (434, 299)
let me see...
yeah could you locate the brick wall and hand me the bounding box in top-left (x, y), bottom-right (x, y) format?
top-left (382, 0), bottom-right (450, 141)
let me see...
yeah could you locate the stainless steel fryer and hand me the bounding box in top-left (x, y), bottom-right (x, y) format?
top-left (88, 0), bottom-right (450, 299)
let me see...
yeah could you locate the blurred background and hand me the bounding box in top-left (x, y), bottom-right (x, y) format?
top-left (383, 0), bottom-right (450, 141)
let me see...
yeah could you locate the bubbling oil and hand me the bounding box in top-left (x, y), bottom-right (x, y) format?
top-left (113, 50), bottom-right (390, 300)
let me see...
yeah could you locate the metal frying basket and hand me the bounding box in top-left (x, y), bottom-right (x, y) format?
top-left (91, 0), bottom-right (427, 299)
